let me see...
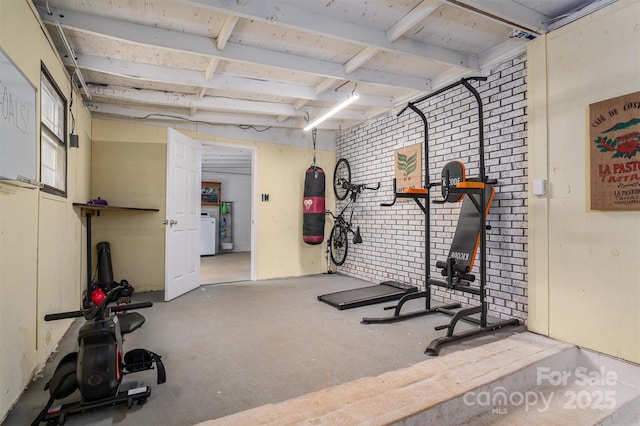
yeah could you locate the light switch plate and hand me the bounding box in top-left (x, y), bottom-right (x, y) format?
top-left (533, 179), bottom-right (546, 196)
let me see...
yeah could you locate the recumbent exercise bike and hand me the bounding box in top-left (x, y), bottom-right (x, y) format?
top-left (33, 270), bottom-right (165, 424)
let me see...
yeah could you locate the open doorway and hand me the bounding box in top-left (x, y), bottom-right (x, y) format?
top-left (200, 142), bottom-right (256, 284)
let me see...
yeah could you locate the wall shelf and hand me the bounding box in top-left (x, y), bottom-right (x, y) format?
top-left (201, 181), bottom-right (221, 206)
top-left (73, 203), bottom-right (159, 216)
top-left (73, 203), bottom-right (159, 293)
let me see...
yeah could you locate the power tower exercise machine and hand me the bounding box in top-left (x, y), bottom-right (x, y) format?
top-left (362, 77), bottom-right (520, 356)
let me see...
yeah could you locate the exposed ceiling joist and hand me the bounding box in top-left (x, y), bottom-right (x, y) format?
top-left (34, 0), bottom-right (604, 131)
top-left (315, 78), bottom-right (338, 95)
top-left (65, 54), bottom-right (316, 99)
top-left (67, 55), bottom-right (394, 108)
top-left (87, 85), bottom-right (368, 121)
top-left (386, 0), bottom-right (441, 42)
top-left (87, 85), bottom-right (299, 116)
top-left (344, 47), bottom-right (381, 74)
top-left (203, 58), bottom-right (219, 81)
top-left (44, 9), bottom-right (433, 92)
top-left (88, 103), bottom-right (299, 128)
top-left (445, 0), bottom-right (549, 34)
top-left (183, 0), bottom-right (479, 70)
top-left (216, 14), bottom-right (239, 50)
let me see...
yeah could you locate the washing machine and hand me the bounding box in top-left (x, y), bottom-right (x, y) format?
top-left (200, 213), bottom-right (216, 256)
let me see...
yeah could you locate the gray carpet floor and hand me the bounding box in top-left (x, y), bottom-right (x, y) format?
top-left (4, 274), bottom-right (524, 425)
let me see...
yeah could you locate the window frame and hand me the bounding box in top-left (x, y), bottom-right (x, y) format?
top-left (39, 64), bottom-right (68, 197)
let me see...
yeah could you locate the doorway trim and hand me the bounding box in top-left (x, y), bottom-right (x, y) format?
top-left (200, 139), bottom-right (257, 281)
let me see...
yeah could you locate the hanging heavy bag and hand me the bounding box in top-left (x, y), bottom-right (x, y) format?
top-left (303, 166), bottom-right (325, 244)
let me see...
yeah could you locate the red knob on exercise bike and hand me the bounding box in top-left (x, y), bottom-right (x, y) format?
top-left (91, 288), bottom-right (106, 306)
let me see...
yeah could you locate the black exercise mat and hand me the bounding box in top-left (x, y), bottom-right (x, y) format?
top-left (318, 281), bottom-right (418, 310)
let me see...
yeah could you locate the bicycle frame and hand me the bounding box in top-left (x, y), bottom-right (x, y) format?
top-left (325, 200), bottom-right (357, 267)
top-left (327, 158), bottom-right (380, 266)
top-left (327, 180), bottom-right (378, 237)
top-left (327, 195), bottom-right (357, 236)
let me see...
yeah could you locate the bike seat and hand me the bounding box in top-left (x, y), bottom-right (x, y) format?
top-left (117, 312), bottom-right (145, 335)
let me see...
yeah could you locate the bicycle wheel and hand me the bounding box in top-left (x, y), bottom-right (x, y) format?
top-left (329, 223), bottom-right (349, 266)
top-left (333, 158), bottom-right (351, 201)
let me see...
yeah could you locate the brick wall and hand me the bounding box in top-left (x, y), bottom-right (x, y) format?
top-left (334, 54), bottom-right (528, 321)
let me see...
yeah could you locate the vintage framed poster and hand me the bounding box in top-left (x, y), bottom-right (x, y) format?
top-left (589, 91), bottom-right (640, 210)
top-left (201, 181), bottom-right (221, 206)
top-left (394, 143), bottom-right (422, 197)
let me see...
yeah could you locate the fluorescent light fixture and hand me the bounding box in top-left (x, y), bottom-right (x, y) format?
top-left (303, 94), bottom-right (359, 131)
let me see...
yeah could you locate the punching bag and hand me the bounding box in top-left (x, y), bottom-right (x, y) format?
top-left (303, 166), bottom-right (325, 244)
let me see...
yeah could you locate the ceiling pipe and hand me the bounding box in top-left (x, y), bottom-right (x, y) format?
top-left (55, 21), bottom-right (91, 99)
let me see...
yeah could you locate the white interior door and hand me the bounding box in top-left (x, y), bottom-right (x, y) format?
top-left (165, 128), bottom-right (201, 301)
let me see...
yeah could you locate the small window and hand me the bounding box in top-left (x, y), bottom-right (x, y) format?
top-left (40, 66), bottom-right (67, 196)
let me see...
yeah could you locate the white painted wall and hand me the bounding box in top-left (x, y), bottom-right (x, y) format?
top-left (0, 0), bottom-right (92, 419)
top-left (91, 120), bottom-right (335, 285)
top-left (527, 0), bottom-right (640, 364)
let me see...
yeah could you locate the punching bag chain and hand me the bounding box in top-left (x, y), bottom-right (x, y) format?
top-left (312, 128), bottom-right (317, 170)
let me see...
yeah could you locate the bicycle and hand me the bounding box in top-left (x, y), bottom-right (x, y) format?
top-left (326, 158), bottom-right (379, 266)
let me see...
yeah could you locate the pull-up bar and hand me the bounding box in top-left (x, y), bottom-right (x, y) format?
top-left (398, 77), bottom-right (488, 182)
top-left (364, 75), bottom-right (521, 355)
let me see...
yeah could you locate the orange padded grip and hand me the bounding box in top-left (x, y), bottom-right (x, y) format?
top-left (403, 188), bottom-right (428, 194)
top-left (456, 182), bottom-right (485, 189)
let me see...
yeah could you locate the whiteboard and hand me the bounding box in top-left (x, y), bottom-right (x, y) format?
top-left (0, 48), bottom-right (37, 183)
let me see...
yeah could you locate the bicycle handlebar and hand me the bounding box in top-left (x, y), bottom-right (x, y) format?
top-left (44, 300), bottom-right (153, 322)
top-left (364, 182), bottom-right (381, 191)
top-left (45, 310), bottom-right (84, 321)
top-left (44, 285), bottom-right (153, 322)
top-left (342, 181), bottom-right (380, 193)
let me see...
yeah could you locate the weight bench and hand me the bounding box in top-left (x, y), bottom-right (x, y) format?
top-left (363, 161), bottom-right (520, 355)
top-left (429, 161), bottom-right (494, 296)
top-left (426, 173), bottom-right (520, 355)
